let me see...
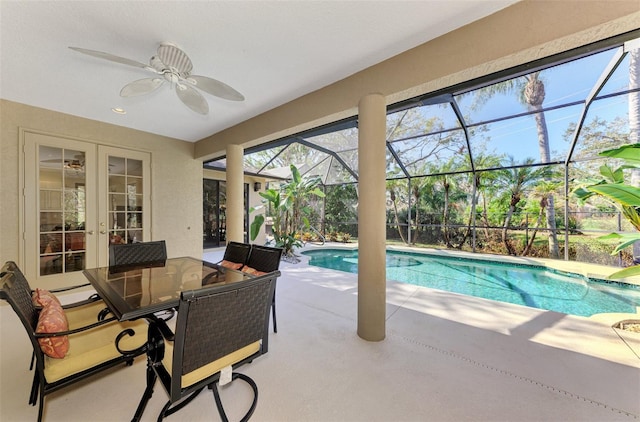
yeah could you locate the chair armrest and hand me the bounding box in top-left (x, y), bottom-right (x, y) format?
top-left (33, 315), bottom-right (118, 338)
top-left (60, 293), bottom-right (102, 309)
top-left (49, 283), bottom-right (92, 293)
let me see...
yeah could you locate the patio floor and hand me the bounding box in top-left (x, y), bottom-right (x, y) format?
top-left (1, 246), bottom-right (639, 421)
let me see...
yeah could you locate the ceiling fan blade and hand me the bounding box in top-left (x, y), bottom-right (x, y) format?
top-left (187, 75), bottom-right (245, 101)
top-left (69, 47), bottom-right (150, 69)
top-left (175, 84), bottom-right (209, 115)
top-left (120, 78), bottom-right (164, 97)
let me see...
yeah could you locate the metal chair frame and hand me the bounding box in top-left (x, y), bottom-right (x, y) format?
top-left (133, 271), bottom-right (278, 421)
top-left (245, 245), bottom-right (284, 332)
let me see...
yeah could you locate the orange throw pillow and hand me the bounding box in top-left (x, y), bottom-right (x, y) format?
top-left (32, 288), bottom-right (62, 307)
top-left (220, 260), bottom-right (243, 270)
top-left (240, 265), bottom-right (268, 276)
top-left (36, 301), bottom-right (69, 359)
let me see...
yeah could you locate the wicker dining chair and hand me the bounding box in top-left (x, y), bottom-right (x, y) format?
top-left (244, 245), bottom-right (283, 332)
top-left (109, 240), bottom-right (167, 268)
top-left (0, 261), bottom-right (148, 422)
top-left (109, 240), bottom-right (174, 320)
top-left (216, 241), bottom-right (252, 270)
top-left (134, 271), bottom-right (278, 421)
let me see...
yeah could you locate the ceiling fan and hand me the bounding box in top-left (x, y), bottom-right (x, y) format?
top-left (69, 42), bottom-right (244, 115)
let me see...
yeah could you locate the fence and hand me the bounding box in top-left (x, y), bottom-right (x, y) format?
top-left (308, 211), bottom-right (637, 267)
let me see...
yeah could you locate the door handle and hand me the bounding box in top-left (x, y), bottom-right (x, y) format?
top-left (86, 230), bottom-right (95, 235)
top-left (100, 230), bottom-right (107, 234)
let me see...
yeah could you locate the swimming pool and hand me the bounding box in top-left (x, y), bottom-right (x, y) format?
top-left (302, 248), bottom-right (640, 317)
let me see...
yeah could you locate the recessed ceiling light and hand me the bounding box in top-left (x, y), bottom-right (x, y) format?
top-left (111, 107), bottom-right (126, 115)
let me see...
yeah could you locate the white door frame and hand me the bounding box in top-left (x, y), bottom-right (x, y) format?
top-left (22, 130), bottom-right (151, 287)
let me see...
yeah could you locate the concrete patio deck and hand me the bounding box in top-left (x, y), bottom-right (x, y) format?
top-left (0, 246), bottom-right (638, 421)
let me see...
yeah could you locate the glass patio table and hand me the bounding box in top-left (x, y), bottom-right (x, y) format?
top-left (83, 256), bottom-right (255, 321)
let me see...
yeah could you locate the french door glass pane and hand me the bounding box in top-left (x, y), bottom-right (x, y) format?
top-left (38, 146), bottom-right (86, 275)
top-left (109, 157), bottom-right (144, 244)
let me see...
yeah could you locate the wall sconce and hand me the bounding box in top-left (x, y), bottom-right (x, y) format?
top-left (253, 182), bottom-right (262, 192)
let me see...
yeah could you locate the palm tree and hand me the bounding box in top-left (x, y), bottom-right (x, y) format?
top-left (411, 181), bottom-right (422, 244)
top-left (522, 179), bottom-right (561, 256)
top-left (387, 179), bottom-right (408, 244)
top-left (472, 72), bottom-right (560, 258)
top-left (499, 158), bottom-right (548, 255)
top-left (467, 153), bottom-right (504, 243)
top-left (432, 157), bottom-right (459, 248)
top-left (523, 72), bottom-right (560, 258)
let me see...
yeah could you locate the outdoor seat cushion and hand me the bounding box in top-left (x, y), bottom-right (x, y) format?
top-left (43, 318), bottom-right (147, 383)
top-left (64, 301), bottom-right (110, 328)
top-left (240, 266), bottom-right (268, 276)
top-left (162, 340), bottom-right (261, 388)
top-left (220, 260), bottom-right (243, 270)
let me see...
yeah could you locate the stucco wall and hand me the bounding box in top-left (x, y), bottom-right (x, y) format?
top-left (0, 100), bottom-right (203, 283)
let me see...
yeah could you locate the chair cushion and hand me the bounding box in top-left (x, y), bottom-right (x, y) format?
top-left (44, 319), bottom-right (148, 383)
top-left (220, 260), bottom-right (243, 270)
top-left (65, 301), bottom-right (109, 328)
top-left (162, 340), bottom-right (261, 388)
top-left (36, 301), bottom-right (69, 358)
top-left (240, 265), bottom-right (268, 276)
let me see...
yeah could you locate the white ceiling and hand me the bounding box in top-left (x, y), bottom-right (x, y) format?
top-left (1, 1), bottom-right (519, 143)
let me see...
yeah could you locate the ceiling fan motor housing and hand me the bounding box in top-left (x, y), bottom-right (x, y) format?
top-left (156, 42), bottom-right (193, 77)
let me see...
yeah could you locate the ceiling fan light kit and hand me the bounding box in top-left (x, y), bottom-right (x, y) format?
top-left (69, 42), bottom-right (244, 115)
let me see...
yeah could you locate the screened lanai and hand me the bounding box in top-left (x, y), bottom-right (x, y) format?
top-left (204, 32), bottom-right (640, 265)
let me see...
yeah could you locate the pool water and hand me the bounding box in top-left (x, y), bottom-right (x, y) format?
top-left (302, 248), bottom-right (640, 317)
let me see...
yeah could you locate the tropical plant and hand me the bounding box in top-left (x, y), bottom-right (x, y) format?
top-left (324, 183), bottom-right (358, 234)
top-left (498, 157), bottom-right (549, 255)
top-left (250, 164), bottom-right (325, 259)
top-left (573, 143), bottom-right (640, 278)
top-left (473, 153), bottom-right (505, 238)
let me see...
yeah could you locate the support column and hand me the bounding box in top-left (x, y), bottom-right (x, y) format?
top-left (226, 144), bottom-right (244, 244)
top-left (358, 93), bottom-right (386, 342)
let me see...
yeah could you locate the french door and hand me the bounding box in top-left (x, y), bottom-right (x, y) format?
top-left (24, 131), bottom-right (150, 285)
